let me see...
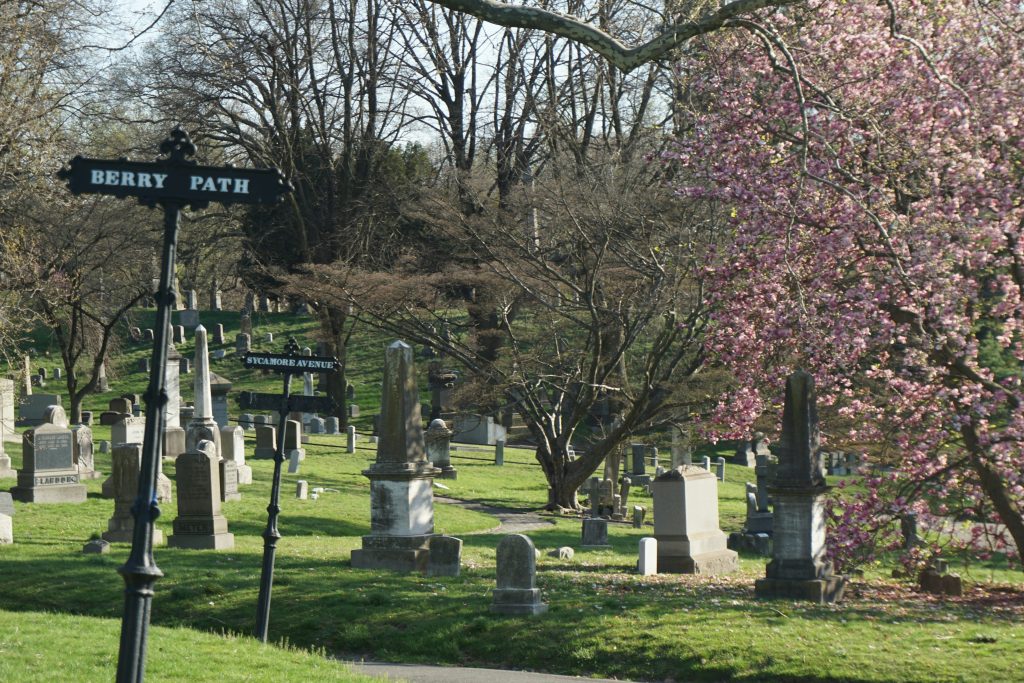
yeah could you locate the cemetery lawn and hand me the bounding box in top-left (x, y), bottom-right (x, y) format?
top-left (0, 609), bottom-right (379, 682)
top-left (1, 435), bottom-right (1022, 683)
top-left (4, 310), bottom-right (1023, 682)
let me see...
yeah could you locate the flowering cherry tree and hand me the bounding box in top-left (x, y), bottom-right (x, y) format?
top-left (668, 0), bottom-right (1024, 567)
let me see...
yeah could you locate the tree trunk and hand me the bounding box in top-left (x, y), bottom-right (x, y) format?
top-left (964, 425), bottom-right (1024, 566)
top-left (320, 303), bottom-right (349, 428)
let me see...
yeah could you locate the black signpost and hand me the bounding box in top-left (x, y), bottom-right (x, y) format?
top-left (58, 128), bottom-right (290, 683)
top-left (240, 340), bottom-right (339, 642)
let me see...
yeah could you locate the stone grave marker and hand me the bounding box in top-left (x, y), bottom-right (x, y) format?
top-left (168, 441), bottom-right (234, 549)
top-left (652, 466), bottom-right (737, 574)
top-left (221, 425), bottom-right (252, 485)
top-left (426, 535), bottom-right (462, 577)
top-left (103, 443), bottom-right (164, 545)
top-left (638, 537), bottom-right (657, 576)
top-left (253, 425), bottom-right (277, 459)
top-left (11, 423), bottom-right (87, 503)
top-left (296, 480), bottom-right (308, 499)
top-left (490, 534), bottom-right (547, 615)
top-left (219, 459), bottom-right (241, 502)
top-left (425, 418), bottom-right (456, 479)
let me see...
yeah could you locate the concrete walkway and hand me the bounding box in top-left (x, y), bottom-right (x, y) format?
top-left (434, 496), bottom-right (556, 534)
top-left (344, 660), bottom-right (642, 683)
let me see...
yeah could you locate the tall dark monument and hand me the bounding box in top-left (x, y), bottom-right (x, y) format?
top-left (754, 370), bottom-right (846, 603)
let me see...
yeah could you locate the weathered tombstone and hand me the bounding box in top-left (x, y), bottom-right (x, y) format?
top-left (212, 323), bottom-right (225, 345)
top-left (652, 466), bottom-right (737, 574)
top-left (80, 410), bottom-right (93, 426)
top-left (632, 505), bottom-right (646, 529)
top-left (164, 340), bottom-right (187, 462)
top-left (638, 537), bottom-right (658, 576)
top-left (349, 404), bottom-right (360, 418)
top-left (296, 480), bottom-right (308, 500)
top-left (210, 288), bottom-right (222, 311)
top-left (716, 457), bottom-right (726, 482)
top-left (235, 333), bottom-right (251, 355)
top-left (581, 518), bottom-right (610, 548)
top-left (137, 358), bottom-right (151, 373)
top-left (17, 394), bottom-right (62, 427)
top-left (103, 444), bottom-right (164, 544)
top-left (253, 425), bottom-right (277, 459)
top-left (733, 437), bottom-right (756, 467)
top-left (263, 332), bottom-right (274, 344)
top-left (494, 438), bottom-right (505, 466)
top-left (287, 449), bottom-right (301, 474)
top-left (143, 328), bottom-right (155, 342)
top-left (671, 427), bottom-right (692, 467)
top-left (219, 459), bottom-right (241, 502)
top-left (179, 358), bottom-right (191, 375)
top-left (426, 535), bottom-right (463, 577)
top-left (631, 444), bottom-right (646, 475)
top-left (239, 413), bottom-right (254, 431)
top-left (240, 313), bottom-right (252, 336)
top-left (72, 424), bottom-right (100, 479)
top-left (11, 423), bottom-right (87, 503)
top-left (425, 418), bottom-right (457, 479)
top-left (129, 326), bottom-right (142, 342)
top-left (284, 419), bottom-right (305, 460)
top-left (490, 534), bottom-right (547, 615)
top-left (754, 370), bottom-right (846, 603)
top-left (221, 426), bottom-right (252, 485)
top-left (185, 326), bottom-right (221, 458)
top-left (702, 455), bottom-right (711, 471)
top-left (351, 341), bottom-right (440, 572)
top-left (0, 377), bottom-right (15, 438)
top-left (210, 372), bottom-right (232, 428)
top-left (172, 325), bottom-right (185, 345)
top-left (0, 430), bottom-right (12, 479)
top-left (0, 511), bottom-right (11, 544)
top-left (326, 417), bottom-right (340, 435)
top-left (53, 368), bottom-right (62, 380)
top-left (168, 441), bottom-right (235, 549)
top-left (41, 405), bottom-right (68, 428)
top-left (0, 492), bottom-right (15, 517)
top-left (308, 416), bottom-right (325, 434)
top-left (346, 425), bottom-right (356, 453)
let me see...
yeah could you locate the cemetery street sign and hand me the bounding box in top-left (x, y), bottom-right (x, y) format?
top-left (59, 157), bottom-right (290, 208)
top-left (244, 338), bottom-right (339, 643)
top-left (57, 127), bottom-right (291, 683)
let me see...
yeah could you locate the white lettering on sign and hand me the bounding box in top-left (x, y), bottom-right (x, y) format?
top-left (91, 169), bottom-right (166, 189)
top-left (189, 175), bottom-right (251, 194)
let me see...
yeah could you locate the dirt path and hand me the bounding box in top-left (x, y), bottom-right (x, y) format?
top-left (434, 496), bottom-right (557, 534)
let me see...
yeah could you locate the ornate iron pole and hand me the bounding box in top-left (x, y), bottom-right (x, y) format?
top-left (115, 130), bottom-right (194, 683)
top-left (254, 338), bottom-right (299, 642)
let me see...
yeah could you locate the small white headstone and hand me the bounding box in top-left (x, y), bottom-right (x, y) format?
top-left (287, 449), bottom-right (301, 474)
top-left (296, 480), bottom-right (308, 499)
top-left (639, 537), bottom-right (657, 576)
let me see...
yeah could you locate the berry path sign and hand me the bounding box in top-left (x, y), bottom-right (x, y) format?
top-left (58, 128), bottom-right (291, 683)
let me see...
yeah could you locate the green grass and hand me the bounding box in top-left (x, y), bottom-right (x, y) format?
top-left (0, 609), bottom-right (379, 682)
top-left (3, 308), bottom-right (1023, 682)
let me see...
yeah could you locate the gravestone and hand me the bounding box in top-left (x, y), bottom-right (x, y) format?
top-left (490, 534), bottom-right (547, 615)
top-left (346, 425), bottom-right (356, 453)
top-left (235, 333), bottom-right (251, 355)
top-left (253, 425), bottom-right (277, 459)
top-left (103, 443), bottom-right (164, 544)
top-left (240, 313), bottom-right (252, 336)
top-left (168, 441), bottom-right (235, 549)
top-left (639, 537), bottom-right (658, 576)
top-left (425, 418), bottom-right (457, 479)
top-left (210, 288), bottom-right (222, 311)
top-left (219, 459), bottom-right (241, 502)
top-left (652, 466), bottom-right (737, 574)
top-left (221, 426), bottom-right (252, 485)
top-left (0, 378), bottom-right (15, 438)
top-left (452, 413), bottom-right (506, 445)
top-left (41, 405), bottom-right (67, 428)
top-left (733, 437), bottom-right (756, 467)
top-left (326, 417), bottom-right (340, 435)
top-left (164, 340), bottom-right (187, 462)
top-left (180, 308), bottom-right (200, 330)
top-left (17, 394), bottom-right (62, 426)
top-left (671, 427), bottom-right (692, 467)
top-left (80, 410), bottom-right (92, 426)
top-left (308, 416), bottom-right (325, 434)
top-left (755, 370), bottom-right (846, 603)
top-left (11, 423), bottom-right (87, 503)
top-left (179, 358), bottom-right (191, 374)
top-left (172, 325), bottom-right (185, 345)
top-left (296, 480), bottom-right (308, 500)
top-left (351, 341), bottom-right (440, 572)
top-left (283, 419), bottom-right (305, 460)
top-left (137, 358), bottom-right (151, 373)
top-left (210, 372), bottom-right (232, 428)
top-left (631, 443), bottom-right (646, 475)
top-left (287, 449), bottom-right (301, 474)
top-left (239, 413), bottom-right (254, 431)
top-left (494, 439), bottom-right (504, 466)
top-left (716, 457), bottom-right (726, 481)
top-left (426, 535), bottom-right (462, 577)
top-left (581, 518), bottom-right (610, 548)
top-left (72, 424), bottom-right (100, 479)
top-left (263, 332), bottom-right (274, 344)
top-left (0, 428), bottom-right (12, 479)
top-left (105, 416), bottom-right (172, 502)
top-left (0, 512), bottom-right (10, 544)
top-left (143, 328), bottom-right (154, 342)
top-left (212, 323), bottom-right (225, 345)
top-left (185, 326), bottom-right (221, 458)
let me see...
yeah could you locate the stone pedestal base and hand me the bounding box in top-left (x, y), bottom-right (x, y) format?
top-left (11, 468), bottom-right (87, 503)
top-left (744, 511), bottom-right (773, 534)
top-left (659, 548), bottom-right (739, 574)
top-left (168, 515), bottom-right (234, 549)
top-left (490, 588), bottom-right (548, 615)
top-left (755, 575), bottom-right (846, 604)
top-left (436, 466), bottom-right (458, 480)
top-left (351, 534), bottom-right (432, 572)
top-left (728, 531), bottom-right (772, 556)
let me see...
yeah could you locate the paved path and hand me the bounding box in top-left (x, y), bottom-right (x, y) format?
top-left (434, 496), bottom-right (557, 534)
top-left (344, 660), bottom-right (642, 683)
